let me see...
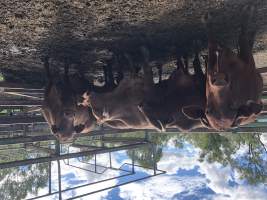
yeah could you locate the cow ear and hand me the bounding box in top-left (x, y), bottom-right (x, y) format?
top-left (182, 106), bottom-right (205, 120)
top-left (237, 101), bottom-right (263, 117)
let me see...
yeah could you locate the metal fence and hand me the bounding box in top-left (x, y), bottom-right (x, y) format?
top-left (0, 133), bottom-right (165, 200)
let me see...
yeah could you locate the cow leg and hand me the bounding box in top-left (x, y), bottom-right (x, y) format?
top-left (203, 12), bottom-right (219, 74)
top-left (201, 55), bottom-right (208, 73)
top-left (124, 53), bottom-right (137, 78)
top-left (140, 46), bottom-right (154, 89)
top-left (182, 54), bottom-right (189, 75)
top-left (176, 55), bottom-right (186, 73)
top-left (193, 53), bottom-right (205, 80)
top-left (115, 54), bottom-right (124, 84)
top-left (63, 60), bottom-right (71, 88)
top-left (42, 56), bottom-right (54, 93)
top-left (157, 63), bottom-right (163, 84)
top-left (106, 58), bottom-right (116, 87)
top-left (42, 56), bottom-right (51, 80)
top-left (64, 61), bottom-right (70, 78)
top-left (193, 52), bottom-right (206, 95)
top-left (139, 46), bottom-right (166, 132)
top-left (76, 61), bottom-right (85, 78)
top-left (117, 65), bottom-right (124, 84)
top-left (239, 5), bottom-right (256, 65)
top-left (103, 65), bottom-right (109, 85)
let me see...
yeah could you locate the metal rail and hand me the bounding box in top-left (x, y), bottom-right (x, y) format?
top-left (21, 140), bottom-right (165, 200)
top-left (0, 116), bottom-right (46, 125)
top-left (0, 142), bottom-right (147, 169)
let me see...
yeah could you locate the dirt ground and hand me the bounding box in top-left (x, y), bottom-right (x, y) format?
top-left (0, 0), bottom-right (267, 86)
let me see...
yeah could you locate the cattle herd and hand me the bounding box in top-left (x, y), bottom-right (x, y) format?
top-left (41, 6), bottom-right (263, 141)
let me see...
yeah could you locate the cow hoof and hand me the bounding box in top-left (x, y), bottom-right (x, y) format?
top-left (77, 95), bottom-right (85, 106)
top-left (80, 91), bottom-right (91, 106)
top-left (202, 12), bottom-right (213, 25)
top-left (102, 107), bottom-right (109, 118)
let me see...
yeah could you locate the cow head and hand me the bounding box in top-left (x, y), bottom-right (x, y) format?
top-left (182, 100), bottom-right (262, 130)
top-left (182, 48), bottom-right (262, 130)
top-left (43, 83), bottom-right (86, 141)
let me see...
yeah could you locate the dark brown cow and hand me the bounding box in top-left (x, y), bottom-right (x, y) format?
top-left (140, 53), bottom-right (206, 131)
top-left (41, 57), bottom-right (98, 141)
top-left (183, 6), bottom-right (263, 130)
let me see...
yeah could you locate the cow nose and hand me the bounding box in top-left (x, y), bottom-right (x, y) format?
top-left (51, 125), bottom-right (59, 134)
top-left (211, 73), bottom-right (228, 86)
top-left (206, 106), bottom-right (215, 115)
top-left (74, 124), bottom-right (85, 133)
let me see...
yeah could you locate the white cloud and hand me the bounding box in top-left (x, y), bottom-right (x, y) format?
top-left (119, 175), bottom-right (208, 200)
top-left (118, 143), bottom-right (267, 200)
top-left (6, 136), bottom-right (267, 200)
top-left (26, 153), bottom-right (124, 200)
top-left (260, 134), bottom-right (267, 147)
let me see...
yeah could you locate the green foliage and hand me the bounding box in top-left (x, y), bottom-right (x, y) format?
top-left (0, 72), bottom-right (4, 82)
top-left (125, 133), bottom-right (171, 168)
top-left (0, 163), bottom-right (49, 200)
top-left (185, 133), bottom-right (267, 185)
top-left (127, 146), bottom-right (162, 169)
top-left (126, 132), bottom-right (267, 185)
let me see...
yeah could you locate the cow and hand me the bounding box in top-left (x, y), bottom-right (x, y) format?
top-left (182, 6), bottom-right (263, 130)
top-left (80, 47), bottom-right (165, 132)
top-left (41, 57), bottom-right (99, 141)
top-left (139, 52), bottom-right (206, 131)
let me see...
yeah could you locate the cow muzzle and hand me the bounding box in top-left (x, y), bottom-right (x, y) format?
top-left (210, 73), bottom-right (229, 87)
top-left (56, 134), bottom-right (74, 142)
top-left (51, 125), bottom-right (59, 134)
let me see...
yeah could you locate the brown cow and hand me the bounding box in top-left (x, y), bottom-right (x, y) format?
top-left (81, 47), bottom-right (165, 132)
top-left (41, 57), bottom-right (99, 141)
top-left (182, 6), bottom-right (263, 130)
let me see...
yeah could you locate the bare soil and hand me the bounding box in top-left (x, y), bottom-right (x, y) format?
top-left (0, 0), bottom-right (267, 86)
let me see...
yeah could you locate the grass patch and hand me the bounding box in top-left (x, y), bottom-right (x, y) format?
top-left (0, 72), bottom-right (4, 82)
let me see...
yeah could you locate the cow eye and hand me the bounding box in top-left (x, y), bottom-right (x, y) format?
top-left (74, 124), bottom-right (85, 133)
top-left (64, 110), bottom-right (74, 117)
top-left (206, 108), bottom-right (212, 115)
top-left (201, 117), bottom-right (210, 127)
top-left (231, 117), bottom-right (241, 128)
